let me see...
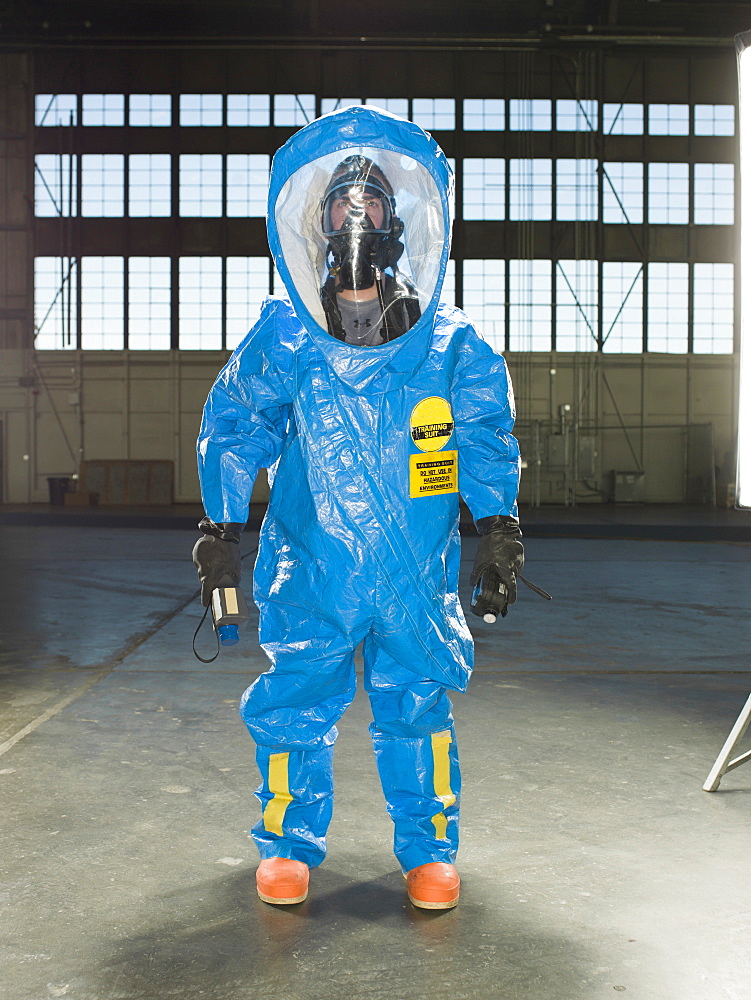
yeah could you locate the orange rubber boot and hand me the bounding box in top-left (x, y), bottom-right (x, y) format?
top-left (256, 858), bottom-right (309, 905)
top-left (406, 862), bottom-right (460, 910)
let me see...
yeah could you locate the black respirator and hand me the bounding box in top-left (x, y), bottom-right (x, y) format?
top-left (321, 158), bottom-right (405, 291)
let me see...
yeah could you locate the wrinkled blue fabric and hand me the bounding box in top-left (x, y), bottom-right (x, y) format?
top-left (197, 106), bottom-right (520, 870)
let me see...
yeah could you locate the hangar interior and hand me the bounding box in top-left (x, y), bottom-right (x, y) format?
top-left (2, 3), bottom-right (751, 1000)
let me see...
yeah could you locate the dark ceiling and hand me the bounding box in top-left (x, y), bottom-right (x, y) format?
top-left (1, 0), bottom-right (750, 46)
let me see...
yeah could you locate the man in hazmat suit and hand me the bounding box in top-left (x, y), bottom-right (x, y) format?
top-left (193, 105), bottom-right (523, 910)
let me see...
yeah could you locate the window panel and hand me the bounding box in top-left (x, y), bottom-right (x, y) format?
top-left (179, 154), bottom-right (223, 216)
top-left (509, 260), bottom-right (551, 351)
top-left (602, 162), bottom-right (644, 224)
top-left (34, 257), bottom-right (78, 350)
top-left (648, 163), bottom-right (689, 224)
top-left (179, 257), bottom-right (222, 349)
top-left (129, 94), bottom-right (171, 127)
top-left (693, 104), bottom-right (735, 136)
top-left (35, 155), bottom-right (77, 217)
top-left (226, 154), bottom-right (271, 216)
top-left (556, 260), bottom-right (598, 352)
top-left (321, 98), bottom-right (363, 114)
top-left (648, 103), bottom-right (689, 136)
top-left (82, 94), bottom-right (124, 126)
top-left (602, 103), bottom-right (644, 135)
top-left (694, 163), bottom-right (734, 225)
top-left (128, 154), bottom-right (172, 216)
top-left (440, 259), bottom-right (456, 308)
top-left (274, 94), bottom-right (315, 126)
top-left (463, 159), bottom-right (505, 220)
top-left (463, 260), bottom-right (505, 351)
top-left (365, 98), bottom-right (409, 118)
top-left (227, 94), bottom-right (271, 126)
top-left (81, 154), bottom-right (124, 216)
top-left (128, 257), bottom-right (172, 350)
top-left (35, 94), bottom-right (77, 126)
top-left (81, 257), bottom-right (124, 350)
top-left (556, 99), bottom-right (598, 132)
top-left (463, 99), bottom-right (504, 131)
top-left (509, 159), bottom-right (552, 220)
top-left (556, 159), bottom-right (598, 221)
top-left (180, 94), bottom-right (222, 126)
top-left (647, 263), bottom-right (688, 353)
top-left (411, 98), bottom-right (455, 130)
top-left (226, 257), bottom-right (270, 350)
top-left (693, 263), bottom-right (734, 354)
top-left (602, 263), bottom-right (644, 353)
top-left (508, 99), bottom-right (551, 131)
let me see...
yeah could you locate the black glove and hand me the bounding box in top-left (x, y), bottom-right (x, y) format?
top-left (470, 515), bottom-right (525, 620)
top-left (192, 518), bottom-right (244, 607)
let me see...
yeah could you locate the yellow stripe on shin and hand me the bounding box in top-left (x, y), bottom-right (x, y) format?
top-left (263, 752), bottom-right (292, 837)
top-left (430, 731), bottom-right (456, 841)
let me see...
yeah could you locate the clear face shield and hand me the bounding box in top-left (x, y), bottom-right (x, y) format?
top-left (274, 147), bottom-right (447, 333)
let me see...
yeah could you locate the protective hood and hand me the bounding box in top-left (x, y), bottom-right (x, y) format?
top-left (267, 105), bottom-right (454, 392)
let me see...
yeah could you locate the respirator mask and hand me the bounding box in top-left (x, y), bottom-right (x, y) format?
top-left (321, 156), bottom-right (405, 290)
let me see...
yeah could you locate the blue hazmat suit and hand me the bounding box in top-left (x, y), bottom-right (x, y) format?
top-left (197, 106), bottom-right (521, 873)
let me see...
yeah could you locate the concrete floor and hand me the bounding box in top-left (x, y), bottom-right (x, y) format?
top-left (2, 514), bottom-right (751, 1000)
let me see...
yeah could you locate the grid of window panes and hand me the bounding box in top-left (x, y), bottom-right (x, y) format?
top-left (129, 154), bottom-right (172, 216)
top-left (82, 94), bottom-right (125, 126)
top-left (463, 159), bottom-right (505, 220)
top-left (647, 263), bottom-right (689, 353)
top-left (81, 257), bottom-right (124, 350)
top-left (648, 104), bottom-right (689, 136)
top-left (81, 155), bottom-right (124, 216)
top-left (556, 160), bottom-right (598, 221)
top-left (412, 98), bottom-right (455, 131)
top-left (648, 163), bottom-right (689, 224)
top-left (463, 260), bottom-right (505, 351)
top-left (32, 255), bottom-right (735, 354)
top-left (129, 94), bottom-right (172, 127)
top-left (693, 263), bottom-right (734, 353)
top-left (602, 263), bottom-right (644, 353)
top-left (35, 155), bottom-right (77, 216)
top-left (556, 100), bottom-right (598, 132)
top-left (602, 103), bottom-right (644, 135)
top-left (321, 98), bottom-right (363, 115)
top-left (227, 94), bottom-right (271, 126)
top-left (693, 164), bottom-right (734, 225)
top-left (34, 257), bottom-right (78, 350)
top-left (128, 258), bottom-right (172, 350)
top-left (509, 159), bottom-right (552, 220)
top-left (463, 99), bottom-right (504, 131)
top-left (179, 257), bottom-right (223, 350)
top-left (440, 260), bottom-right (456, 309)
top-left (32, 92), bottom-right (739, 355)
top-left (508, 260), bottom-right (552, 351)
top-left (226, 257), bottom-right (271, 350)
top-left (602, 163), bottom-right (644, 224)
top-left (556, 261), bottom-right (599, 352)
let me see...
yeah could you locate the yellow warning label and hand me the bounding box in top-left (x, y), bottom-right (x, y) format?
top-left (410, 451), bottom-right (458, 498)
top-left (410, 397), bottom-right (454, 453)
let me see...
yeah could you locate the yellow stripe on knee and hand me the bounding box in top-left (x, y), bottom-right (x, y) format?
top-left (263, 752), bottom-right (292, 837)
top-left (430, 730), bottom-right (456, 841)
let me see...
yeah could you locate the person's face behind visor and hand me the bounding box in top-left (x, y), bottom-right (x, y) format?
top-left (323, 184), bottom-right (391, 236)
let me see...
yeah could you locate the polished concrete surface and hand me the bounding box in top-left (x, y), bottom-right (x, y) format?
top-left (2, 514), bottom-right (751, 1000)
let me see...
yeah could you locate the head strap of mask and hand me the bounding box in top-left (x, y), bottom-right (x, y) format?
top-left (321, 155), bottom-right (406, 283)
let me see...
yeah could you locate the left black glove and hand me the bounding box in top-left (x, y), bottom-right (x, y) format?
top-left (192, 517), bottom-right (244, 607)
top-left (470, 515), bottom-right (525, 620)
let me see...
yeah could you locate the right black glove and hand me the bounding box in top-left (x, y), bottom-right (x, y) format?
top-left (192, 518), bottom-right (243, 607)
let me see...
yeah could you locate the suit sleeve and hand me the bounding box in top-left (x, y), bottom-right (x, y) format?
top-left (197, 300), bottom-right (292, 525)
top-left (451, 324), bottom-right (521, 520)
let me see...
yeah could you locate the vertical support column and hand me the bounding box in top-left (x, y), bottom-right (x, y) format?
top-left (0, 54), bottom-right (35, 501)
